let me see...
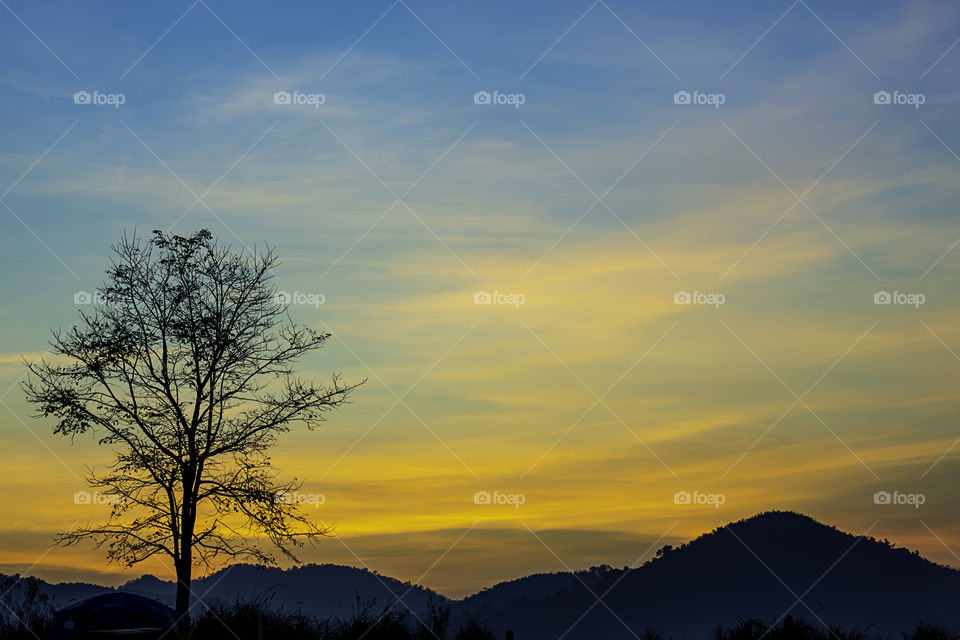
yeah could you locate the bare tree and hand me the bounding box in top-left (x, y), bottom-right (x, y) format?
top-left (24, 229), bottom-right (362, 614)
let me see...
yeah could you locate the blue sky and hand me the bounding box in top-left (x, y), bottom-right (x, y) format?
top-left (3, 0), bottom-right (960, 596)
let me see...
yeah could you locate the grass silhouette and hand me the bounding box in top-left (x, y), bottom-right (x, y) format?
top-left (3, 590), bottom-right (957, 640)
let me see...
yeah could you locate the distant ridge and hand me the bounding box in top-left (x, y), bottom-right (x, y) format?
top-left (5, 512), bottom-right (958, 638)
top-left (120, 563), bottom-right (447, 620)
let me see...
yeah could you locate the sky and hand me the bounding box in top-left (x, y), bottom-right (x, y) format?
top-left (2, 0), bottom-right (960, 599)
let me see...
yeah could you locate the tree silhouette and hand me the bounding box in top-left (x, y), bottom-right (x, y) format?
top-left (23, 229), bottom-right (363, 614)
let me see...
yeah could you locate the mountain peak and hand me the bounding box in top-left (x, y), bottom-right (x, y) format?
top-left (122, 574), bottom-right (167, 589)
top-left (735, 509), bottom-right (839, 529)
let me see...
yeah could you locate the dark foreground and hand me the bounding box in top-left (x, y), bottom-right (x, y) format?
top-left (1, 593), bottom-right (956, 640)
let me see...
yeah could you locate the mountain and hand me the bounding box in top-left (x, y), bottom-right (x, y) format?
top-left (3, 564), bottom-right (449, 622)
top-left (5, 512), bottom-right (960, 638)
top-left (198, 564), bottom-right (445, 620)
top-left (461, 511), bottom-right (960, 639)
top-left (457, 565), bottom-right (621, 613)
top-left (120, 564), bottom-right (448, 621)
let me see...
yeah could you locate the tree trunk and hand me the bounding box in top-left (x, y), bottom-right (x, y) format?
top-left (176, 472), bottom-right (197, 617)
top-left (175, 504), bottom-right (195, 616)
top-left (175, 555), bottom-right (192, 615)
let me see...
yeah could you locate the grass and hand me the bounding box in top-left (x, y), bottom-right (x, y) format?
top-left (1, 588), bottom-right (956, 640)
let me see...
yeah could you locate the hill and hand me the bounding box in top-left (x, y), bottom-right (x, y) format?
top-left (462, 511), bottom-right (960, 638)
top-left (124, 563), bottom-right (448, 620)
top-left (5, 511), bottom-right (959, 638)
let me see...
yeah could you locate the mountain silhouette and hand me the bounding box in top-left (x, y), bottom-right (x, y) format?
top-left (7, 512), bottom-right (959, 638)
top-left (460, 511), bottom-right (960, 639)
top-left (5, 564), bottom-right (447, 622)
top-left (457, 565), bottom-right (619, 613)
top-left (122, 564), bottom-right (447, 621)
